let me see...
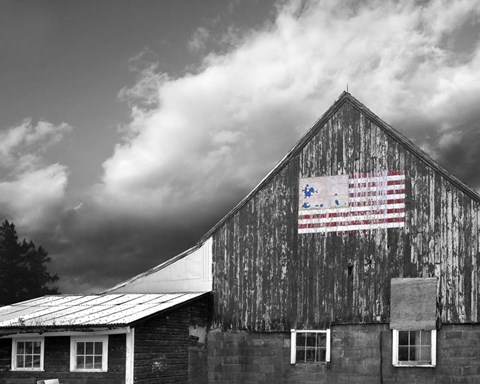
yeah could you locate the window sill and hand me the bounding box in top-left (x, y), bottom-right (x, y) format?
top-left (393, 363), bottom-right (435, 368)
top-left (70, 369), bottom-right (108, 373)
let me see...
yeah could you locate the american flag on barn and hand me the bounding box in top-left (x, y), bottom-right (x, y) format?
top-left (298, 171), bottom-right (406, 234)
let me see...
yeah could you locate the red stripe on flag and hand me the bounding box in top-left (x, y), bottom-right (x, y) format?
top-left (298, 216), bottom-right (405, 230)
top-left (299, 207), bottom-right (405, 221)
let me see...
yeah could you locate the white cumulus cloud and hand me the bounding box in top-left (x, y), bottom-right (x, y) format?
top-left (97, 0), bottom-right (480, 220)
top-left (0, 119), bottom-right (72, 230)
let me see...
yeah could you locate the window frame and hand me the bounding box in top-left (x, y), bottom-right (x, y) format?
top-left (392, 329), bottom-right (436, 367)
top-left (11, 337), bottom-right (45, 371)
top-left (69, 335), bottom-right (108, 372)
top-left (290, 329), bottom-right (331, 364)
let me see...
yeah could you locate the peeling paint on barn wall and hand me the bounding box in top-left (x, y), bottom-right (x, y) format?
top-left (211, 97), bottom-right (480, 331)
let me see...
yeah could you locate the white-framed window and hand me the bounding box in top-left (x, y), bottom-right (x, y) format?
top-left (70, 336), bottom-right (108, 372)
top-left (11, 337), bottom-right (45, 371)
top-left (290, 329), bottom-right (331, 364)
top-left (392, 329), bottom-right (436, 367)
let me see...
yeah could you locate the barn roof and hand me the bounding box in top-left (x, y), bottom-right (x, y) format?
top-left (0, 292), bottom-right (208, 330)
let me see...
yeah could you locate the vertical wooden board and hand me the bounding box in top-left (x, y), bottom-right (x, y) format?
top-left (433, 173), bottom-right (444, 322)
top-left (357, 111), bottom-right (366, 173)
top-left (417, 163), bottom-right (429, 275)
top-left (345, 110), bottom-right (355, 174)
top-left (456, 192), bottom-right (466, 321)
top-left (235, 208), bottom-right (243, 328)
top-left (374, 229), bottom-right (388, 320)
top-left (212, 229), bottom-right (225, 325)
top-left (472, 201), bottom-right (478, 322)
top-left (254, 189), bottom-right (263, 330)
top-left (463, 196), bottom-right (473, 322)
top-left (447, 184), bottom-right (456, 321)
top-left (337, 235), bottom-right (350, 322)
top-left (428, 169), bottom-right (437, 277)
top-left (225, 219), bottom-right (235, 327)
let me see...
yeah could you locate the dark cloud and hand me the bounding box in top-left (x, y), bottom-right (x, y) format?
top-left (40, 196), bottom-right (242, 293)
top-left (433, 123), bottom-right (480, 191)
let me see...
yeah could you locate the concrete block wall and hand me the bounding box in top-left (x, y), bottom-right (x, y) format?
top-left (207, 324), bottom-right (480, 384)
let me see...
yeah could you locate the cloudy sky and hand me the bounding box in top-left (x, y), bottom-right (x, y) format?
top-left (1, 0), bottom-right (479, 294)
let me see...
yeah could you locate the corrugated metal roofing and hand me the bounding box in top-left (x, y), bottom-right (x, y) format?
top-left (0, 292), bottom-right (208, 328)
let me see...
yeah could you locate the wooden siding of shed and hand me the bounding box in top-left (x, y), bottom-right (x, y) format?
top-left (212, 100), bottom-right (480, 331)
top-left (133, 296), bottom-right (209, 384)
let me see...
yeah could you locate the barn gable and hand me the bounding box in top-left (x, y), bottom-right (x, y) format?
top-left (209, 92), bottom-right (480, 330)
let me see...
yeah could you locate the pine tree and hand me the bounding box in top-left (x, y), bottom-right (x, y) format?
top-left (0, 220), bottom-right (59, 305)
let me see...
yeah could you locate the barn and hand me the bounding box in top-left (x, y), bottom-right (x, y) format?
top-left (1, 92), bottom-right (479, 383)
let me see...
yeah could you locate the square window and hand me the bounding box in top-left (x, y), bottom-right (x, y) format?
top-left (11, 338), bottom-right (44, 371)
top-left (392, 330), bottom-right (436, 367)
top-left (290, 329), bottom-right (331, 364)
top-left (70, 336), bottom-right (108, 372)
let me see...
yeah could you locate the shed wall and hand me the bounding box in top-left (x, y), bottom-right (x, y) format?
top-left (0, 334), bottom-right (126, 384)
top-left (133, 296), bottom-right (209, 384)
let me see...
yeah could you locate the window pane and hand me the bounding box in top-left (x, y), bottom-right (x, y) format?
top-left (94, 356), bottom-right (103, 369)
top-left (25, 342), bottom-right (33, 354)
top-left (296, 349), bottom-right (305, 362)
top-left (33, 342), bottom-right (41, 354)
top-left (319, 348), bottom-right (326, 362)
top-left (76, 356), bottom-right (84, 369)
top-left (296, 333), bottom-right (306, 347)
top-left (408, 346), bottom-right (416, 361)
top-left (421, 331), bottom-right (431, 346)
top-left (86, 342), bottom-right (94, 355)
top-left (305, 348), bottom-right (316, 362)
top-left (419, 346), bottom-right (431, 362)
top-left (85, 356), bottom-right (94, 369)
top-left (25, 355), bottom-right (32, 367)
top-left (33, 355), bottom-right (41, 368)
top-left (17, 342), bottom-right (25, 354)
top-left (398, 331), bottom-right (409, 346)
top-left (398, 346), bottom-right (409, 361)
top-left (317, 333), bottom-right (326, 348)
top-left (410, 331), bottom-right (419, 346)
top-left (77, 342), bottom-right (85, 355)
top-left (94, 342), bottom-right (103, 354)
top-left (306, 334), bottom-right (316, 347)
top-left (17, 355), bottom-right (24, 368)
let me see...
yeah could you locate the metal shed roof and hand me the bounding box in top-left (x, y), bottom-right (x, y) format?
top-left (0, 292), bottom-right (208, 328)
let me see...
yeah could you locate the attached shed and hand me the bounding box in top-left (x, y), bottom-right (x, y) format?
top-left (0, 292), bottom-right (209, 384)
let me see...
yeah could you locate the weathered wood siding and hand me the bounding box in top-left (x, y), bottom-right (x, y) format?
top-left (212, 98), bottom-right (480, 330)
top-left (133, 296), bottom-right (209, 384)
